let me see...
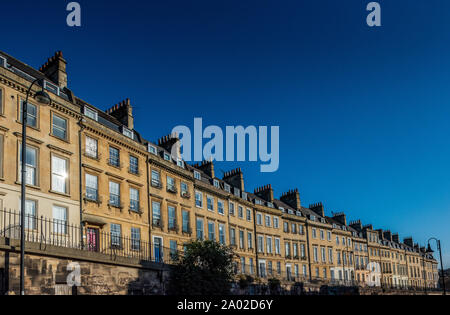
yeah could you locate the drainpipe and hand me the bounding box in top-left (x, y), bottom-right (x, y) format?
top-left (78, 118), bottom-right (86, 248)
top-left (253, 207), bottom-right (259, 278)
top-left (305, 220), bottom-right (312, 282)
top-left (146, 156), bottom-right (152, 260)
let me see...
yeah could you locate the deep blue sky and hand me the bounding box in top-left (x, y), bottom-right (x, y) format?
top-left (2, 0), bottom-right (449, 267)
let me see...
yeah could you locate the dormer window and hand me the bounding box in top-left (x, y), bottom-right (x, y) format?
top-left (288, 209), bottom-right (294, 215)
top-left (43, 80), bottom-right (60, 96)
top-left (296, 211), bottom-right (302, 217)
top-left (164, 153), bottom-right (171, 161)
top-left (177, 159), bottom-right (184, 168)
top-left (333, 224), bottom-right (337, 229)
top-left (310, 215), bottom-right (316, 221)
top-left (194, 171), bottom-right (201, 180)
top-left (148, 144), bottom-right (157, 155)
top-left (84, 107), bottom-right (98, 121)
top-left (279, 207), bottom-right (284, 211)
top-left (213, 179), bottom-right (220, 188)
top-left (255, 199), bottom-right (262, 205)
top-left (267, 202), bottom-right (274, 208)
top-left (321, 218), bottom-right (326, 223)
top-left (342, 226), bottom-right (347, 231)
top-left (122, 126), bottom-right (134, 139)
top-left (242, 192), bottom-right (247, 200)
top-left (234, 188), bottom-right (240, 197)
top-left (224, 183), bottom-right (231, 193)
top-left (0, 55), bottom-right (6, 68)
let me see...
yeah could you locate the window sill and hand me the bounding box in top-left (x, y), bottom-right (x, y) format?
top-left (128, 171), bottom-right (141, 177)
top-left (84, 153), bottom-right (101, 162)
top-left (49, 190), bottom-right (71, 198)
top-left (15, 182), bottom-right (41, 190)
top-left (107, 163), bottom-right (122, 170)
top-left (108, 204), bottom-right (124, 210)
top-left (84, 198), bottom-right (102, 205)
top-left (15, 120), bottom-right (41, 132)
top-left (129, 209), bottom-right (143, 215)
top-left (49, 133), bottom-right (70, 144)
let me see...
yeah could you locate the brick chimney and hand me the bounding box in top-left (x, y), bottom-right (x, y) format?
top-left (194, 160), bottom-right (215, 178)
top-left (39, 51), bottom-right (68, 88)
top-left (392, 233), bottom-right (400, 243)
top-left (333, 212), bottom-right (347, 226)
top-left (254, 185), bottom-right (274, 203)
top-left (223, 168), bottom-right (245, 191)
top-left (157, 133), bottom-right (180, 155)
top-left (363, 224), bottom-right (373, 231)
top-left (308, 202), bottom-right (324, 217)
top-left (404, 237), bottom-right (414, 247)
top-left (280, 189), bottom-right (301, 210)
top-left (350, 220), bottom-right (363, 231)
top-left (106, 98), bottom-right (134, 129)
top-left (383, 230), bottom-right (393, 242)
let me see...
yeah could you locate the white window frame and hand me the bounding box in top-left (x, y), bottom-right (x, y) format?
top-left (148, 144), bottom-right (157, 155)
top-left (207, 195), bottom-right (214, 211)
top-left (51, 155), bottom-right (68, 194)
top-left (194, 171), bottom-right (201, 180)
top-left (43, 80), bottom-right (60, 96)
top-left (273, 217), bottom-right (279, 229)
top-left (122, 126), bottom-right (134, 139)
top-left (195, 191), bottom-right (203, 208)
top-left (84, 106), bottom-right (98, 121)
top-left (0, 55), bottom-right (6, 67)
top-left (218, 199), bottom-right (225, 215)
top-left (85, 136), bottom-right (98, 159)
top-left (52, 205), bottom-right (68, 235)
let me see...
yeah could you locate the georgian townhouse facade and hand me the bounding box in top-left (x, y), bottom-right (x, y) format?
top-left (0, 51), bottom-right (81, 237)
top-left (78, 98), bottom-right (150, 253)
top-left (327, 214), bottom-right (355, 284)
top-left (0, 50), bottom-right (441, 291)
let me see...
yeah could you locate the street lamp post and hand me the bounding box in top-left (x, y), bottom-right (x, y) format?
top-left (20, 79), bottom-right (50, 295)
top-left (427, 238), bottom-right (446, 295)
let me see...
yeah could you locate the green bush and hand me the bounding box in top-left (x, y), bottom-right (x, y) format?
top-left (168, 240), bottom-right (236, 295)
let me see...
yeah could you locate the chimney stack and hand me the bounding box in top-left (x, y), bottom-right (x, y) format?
top-left (105, 98), bottom-right (134, 129)
top-left (404, 237), bottom-right (414, 247)
top-left (392, 233), bottom-right (400, 243)
top-left (223, 168), bottom-right (245, 191)
top-left (254, 185), bottom-right (274, 203)
top-left (280, 189), bottom-right (301, 210)
top-left (39, 51), bottom-right (67, 88)
top-left (193, 160), bottom-right (215, 179)
top-left (157, 133), bottom-right (180, 155)
top-left (383, 230), bottom-right (393, 242)
top-left (350, 220), bottom-right (363, 231)
top-left (309, 202), bottom-right (324, 217)
top-left (333, 212), bottom-right (347, 226)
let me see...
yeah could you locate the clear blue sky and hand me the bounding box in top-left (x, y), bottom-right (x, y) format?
top-left (2, 0), bottom-right (449, 267)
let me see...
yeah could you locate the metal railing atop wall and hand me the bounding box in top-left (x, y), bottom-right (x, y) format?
top-left (0, 208), bottom-right (177, 265)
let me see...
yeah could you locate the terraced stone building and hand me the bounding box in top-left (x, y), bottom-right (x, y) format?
top-left (0, 50), bottom-right (440, 291)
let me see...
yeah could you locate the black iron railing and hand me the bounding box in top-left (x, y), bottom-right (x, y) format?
top-left (0, 208), bottom-right (178, 265)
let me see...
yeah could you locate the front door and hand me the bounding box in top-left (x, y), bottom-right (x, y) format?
top-left (154, 237), bottom-right (163, 262)
top-left (87, 227), bottom-right (99, 252)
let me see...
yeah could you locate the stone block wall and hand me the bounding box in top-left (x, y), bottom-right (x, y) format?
top-left (0, 238), bottom-right (169, 295)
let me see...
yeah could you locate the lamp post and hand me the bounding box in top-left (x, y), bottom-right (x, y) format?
top-left (20, 79), bottom-right (50, 295)
top-left (427, 238), bottom-right (446, 295)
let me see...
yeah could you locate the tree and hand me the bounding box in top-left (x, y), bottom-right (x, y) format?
top-left (168, 240), bottom-right (236, 295)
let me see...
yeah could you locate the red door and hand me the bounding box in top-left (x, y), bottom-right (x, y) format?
top-left (87, 228), bottom-right (99, 252)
